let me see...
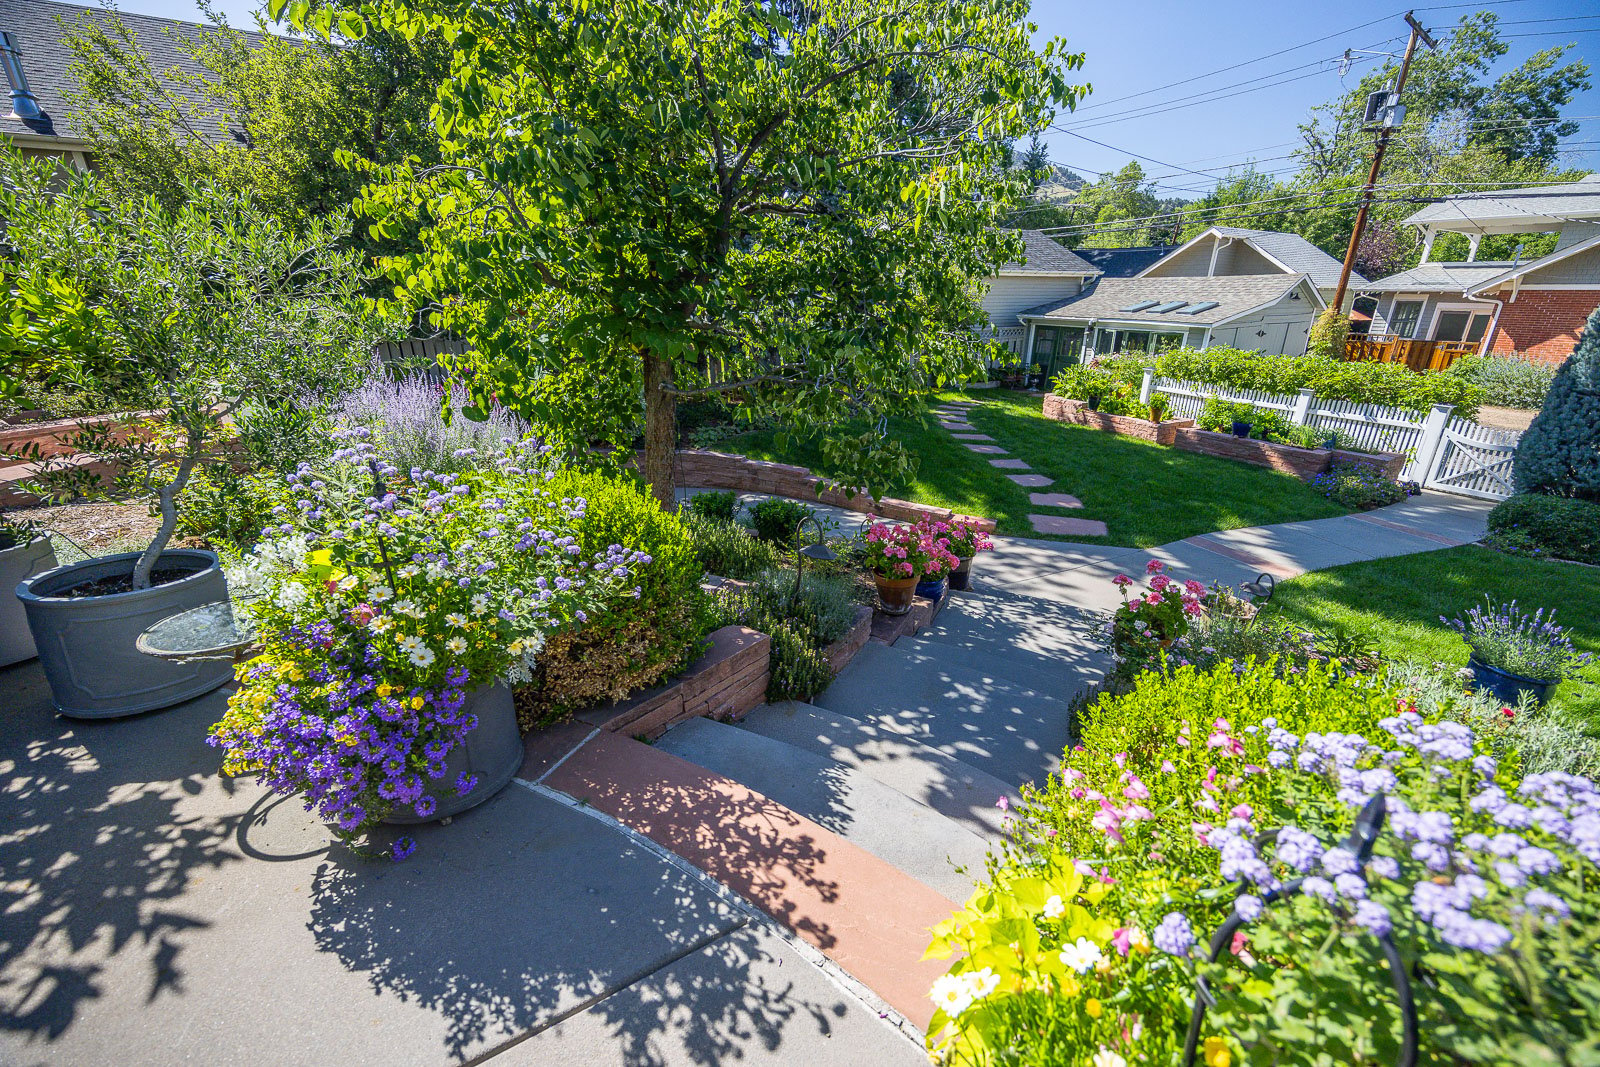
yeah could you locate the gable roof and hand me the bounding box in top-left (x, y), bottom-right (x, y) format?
top-left (1018, 273), bottom-right (1320, 327)
top-left (996, 229), bottom-right (1101, 277)
top-left (1139, 225), bottom-right (1363, 289)
top-left (1403, 177), bottom-right (1600, 233)
top-left (1464, 230), bottom-right (1600, 296)
top-left (0, 0), bottom-right (265, 144)
top-left (1361, 261), bottom-right (1519, 294)
top-left (1072, 245), bottom-right (1174, 277)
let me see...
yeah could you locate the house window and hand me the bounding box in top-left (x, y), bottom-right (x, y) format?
top-left (1432, 310), bottom-right (1491, 345)
top-left (1092, 329), bottom-right (1185, 357)
top-left (1389, 300), bottom-right (1423, 338)
top-left (1032, 325), bottom-right (1084, 374)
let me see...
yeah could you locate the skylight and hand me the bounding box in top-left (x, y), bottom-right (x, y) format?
top-left (1178, 301), bottom-right (1220, 315)
top-left (1118, 300), bottom-right (1160, 312)
top-left (1148, 301), bottom-right (1189, 313)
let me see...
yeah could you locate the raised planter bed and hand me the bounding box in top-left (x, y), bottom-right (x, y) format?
top-left (1042, 394), bottom-right (1195, 447)
top-left (1331, 447), bottom-right (1407, 482)
top-left (823, 604), bottom-right (875, 674)
top-left (1171, 428), bottom-right (1331, 481)
top-left (672, 449), bottom-right (997, 532)
top-left (576, 624), bottom-right (771, 741)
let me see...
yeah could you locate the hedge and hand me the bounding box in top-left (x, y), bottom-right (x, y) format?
top-left (1144, 347), bottom-right (1482, 419)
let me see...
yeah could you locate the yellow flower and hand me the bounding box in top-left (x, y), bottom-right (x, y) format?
top-left (377, 684), bottom-right (395, 698)
top-left (1203, 1037), bottom-right (1232, 1067)
top-left (340, 734), bottom-right (359, 747)
top-left (411, 696), bottom-right (426, 710)
top-left (1085, 998), bottom-right (1102, 1019)
top-left (1056, 974), bottom-right (1080, 998)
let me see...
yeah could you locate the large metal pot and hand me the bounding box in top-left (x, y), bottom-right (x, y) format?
top-left (1, 535), bottom-right (57, 666)
top-left (383, 683), bottom-right (523, 824)
top-left (17, 549), bottom-right (233, 718)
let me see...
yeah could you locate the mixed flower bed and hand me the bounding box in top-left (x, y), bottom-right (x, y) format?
top-left (211, 432), bottom-right (654, 854)
top-left (925, 661), bottom-right (1600, 1065)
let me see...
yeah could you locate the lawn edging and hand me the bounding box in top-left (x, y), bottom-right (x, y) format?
top-left (674, 448), bottom-right (997, 532)
top-left (1042, 393), bottom-right (1194, 446)
top-left (1172, 428), bottom-right (1405, 483)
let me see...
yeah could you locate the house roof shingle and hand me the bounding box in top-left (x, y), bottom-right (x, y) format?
top-left (0, 0), bottom-right (263, 143)
top-left (1071, 245), bottom-right (1174, 277)
top-left (1360, 261), bottom-right (1519, 294)
top-left (997, 229), bottom-right (1101, 276)
top-left (1019, 274), bottom-right (1312, 326)
top-left (1204, 226), bottom-right (1362, 289)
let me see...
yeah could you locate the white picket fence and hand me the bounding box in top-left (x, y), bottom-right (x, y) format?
top-left (1146, 371), bottom-right (1523, 498)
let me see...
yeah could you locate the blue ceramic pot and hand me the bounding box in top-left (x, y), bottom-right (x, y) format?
top-left (1468, 655), bottom-right (1554, 706)
top-left (915, 575), bottom-right (947, 602)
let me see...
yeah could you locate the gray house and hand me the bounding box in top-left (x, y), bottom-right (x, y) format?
top-left (1135, 225), bottom-right (1362, 306)
top-left (1015, 274), bottom-right (1325, 378)
top-left (978, 230), bottom-right (1102, 328)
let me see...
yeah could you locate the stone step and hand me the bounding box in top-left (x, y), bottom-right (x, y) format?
top-left (812, 640), bottom-right (1080, 788)
top-left (892, 633), bottom-right (1074, 701)
top-left (918, 587), bottom-right (1111, 668)
top-left (654, 717), bottom-right (990, 903)
top-left (737, 700), bottom-right (1019, 839)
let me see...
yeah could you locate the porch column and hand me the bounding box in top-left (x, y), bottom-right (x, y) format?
top-left (1418, 229), bottom-right (1435, 264)
top-left (1467, 233), bottom-right (1482, 262)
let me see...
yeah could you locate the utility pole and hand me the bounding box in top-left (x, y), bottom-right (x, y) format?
top-left (1329, 11), bottom-right (1438, 315)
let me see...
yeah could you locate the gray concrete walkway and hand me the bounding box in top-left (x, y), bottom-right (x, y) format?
top-left (0, 660), bottom-right (918, 1066)
top-left (973, 491), bottom-right (1494, 612)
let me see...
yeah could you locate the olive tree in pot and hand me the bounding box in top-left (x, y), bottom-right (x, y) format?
top-left (0, 150), bottom-right (382, 717)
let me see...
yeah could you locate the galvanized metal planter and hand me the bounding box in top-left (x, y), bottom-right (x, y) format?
top-left (0, 535), bottom-right (57, 666)
top-left (17, 549), bottom-right (233, 718)
top-left (382, 683), bottom-right (523, 825)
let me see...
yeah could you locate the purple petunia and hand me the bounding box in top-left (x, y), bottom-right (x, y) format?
top-left (392, 836), bottom-right (418, 861)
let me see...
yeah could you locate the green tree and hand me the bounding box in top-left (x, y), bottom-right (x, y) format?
top-left (0, 149), bottom-right (388, 587)
top-left (1515, 306), bottom-right (1600, 501)
top-left (1069, 162), bottom-right (1162, 248)
top-left (61, 3), bottom-right (445, 254)
top-left (275, 0), bottom-right (1080, 507)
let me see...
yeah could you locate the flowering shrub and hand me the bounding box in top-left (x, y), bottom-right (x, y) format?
top-left (210, 432), bottom-right (651, 853)
top-left (1108, 560), bottom-right (1204, 676)
top-left (1311, 463), bottom-right (1411, 510)
top-left (925, 663), bottom-right (1600, 1064)
top-left (1445, 597), bottom-right (1592, 683)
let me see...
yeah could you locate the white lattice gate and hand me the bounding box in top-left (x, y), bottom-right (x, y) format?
top-left (1424, 421), bottom-right (1520, 500)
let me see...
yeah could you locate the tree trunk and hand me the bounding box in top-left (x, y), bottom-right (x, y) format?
top-left (641, 348), bottom-right (677, 511)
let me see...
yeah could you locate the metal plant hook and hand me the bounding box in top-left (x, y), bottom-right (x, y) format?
top-left (1181, 794), bottom-right (1417, 1067)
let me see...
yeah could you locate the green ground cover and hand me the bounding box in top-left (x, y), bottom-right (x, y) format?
top-left (1270, 544), bottom-right (1600, 724)
top-left (719, 389), bottom-right (1349, 547)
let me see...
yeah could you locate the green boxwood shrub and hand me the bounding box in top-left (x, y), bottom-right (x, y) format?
top-left (1444, 352), bottom-right (1557, 410)
top-left (747, 497), bottom-right (813, 547)
top-left (1157, 346), bottom-right (1482, 418)
top-left (925, 663), bottom-right (1600, 1065)
top-left (1486, 493), bottom-right (1600, 564)
top-left (687, 489), bottom-right (739, 521)
top-left (519, 470), bottom-right (707, 727)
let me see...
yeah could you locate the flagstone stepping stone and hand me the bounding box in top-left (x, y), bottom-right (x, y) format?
top-left (939, 422), bottom-right (975, 431)
top-left (1029, 514), bottom-right (1109, 537)
top-left (989, 458), bottom-right (1029, 469)
top-left (964, 444), bottom-right (1007, 454)
top-left (1029, 492), bottom-right (1083, 508)
top-left (951, 433), bottom-right (994, 441)
top-left (1006, 474), bottom-right (1053, 487)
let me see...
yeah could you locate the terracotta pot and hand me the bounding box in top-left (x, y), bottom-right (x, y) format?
top-left (873, 574), bottom-right (918, 616)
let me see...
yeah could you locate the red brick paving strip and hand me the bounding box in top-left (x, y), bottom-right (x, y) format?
top-left (542, 731), bottom-right (953, 1030)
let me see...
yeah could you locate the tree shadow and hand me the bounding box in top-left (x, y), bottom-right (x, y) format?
top-left (0, 667), bottom-right (240, 1045)
top-left (305, 779), bottom-right (858, 1065)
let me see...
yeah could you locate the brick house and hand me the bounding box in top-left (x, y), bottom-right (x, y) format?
top-left (1360, 177), bottom-right (1600, 365)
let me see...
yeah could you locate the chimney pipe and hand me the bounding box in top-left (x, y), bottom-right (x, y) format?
top-left (0, 32), bottom-right (45, 123)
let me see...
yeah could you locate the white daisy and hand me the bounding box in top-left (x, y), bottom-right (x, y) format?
top-left (1042, 894), bottom-right (1066, 919)
top-left (408, 645), bottom-right (436, 668)
top-left (368, 584), bottom-right (393, 603)
top-left (1058, 937), bottom-right (1103, 974)
top-left (399, 564), bottom-right (421, 579)
top-left (445, 636), bottom-right (467, 655)
top-left (446, 613), bottom-right (468, 628)
top-left (393, 599), bottom-right (424, 619)
top-left (398, 635), bottom-right (423, 655)
top-left (470, 594), bottom-right (490, 616)
top-left (929, 973), bottom-right (975, 1018)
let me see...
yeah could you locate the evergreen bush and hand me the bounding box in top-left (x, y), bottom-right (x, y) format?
top-left (1513, 306), bottom-right (1600, 500)
top-left (1486, 494), bottom-right (1600, 564)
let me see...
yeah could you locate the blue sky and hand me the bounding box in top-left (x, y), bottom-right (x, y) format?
top-left (109, 0), bottom-right (1600, 196)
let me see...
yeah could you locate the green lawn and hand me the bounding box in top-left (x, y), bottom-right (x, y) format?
top-left (1270, 545), bottom-right (1600, 725)
top-left (719, 389), bottom-right (1349, 547)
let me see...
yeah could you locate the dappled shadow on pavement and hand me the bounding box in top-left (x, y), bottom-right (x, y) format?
top-left (0, 664), bottom-right (241, 1048)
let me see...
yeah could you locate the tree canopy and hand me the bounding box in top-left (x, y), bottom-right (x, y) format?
top-left (273, 0), bottom-right (1082, 505)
